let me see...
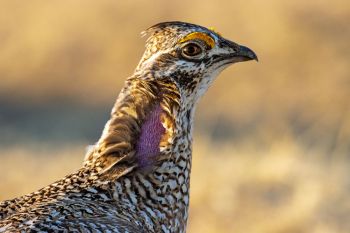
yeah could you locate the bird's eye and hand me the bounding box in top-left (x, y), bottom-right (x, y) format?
top-left (182, 43), bottom-right (203, 57)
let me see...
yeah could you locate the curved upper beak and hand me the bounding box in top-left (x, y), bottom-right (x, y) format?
top-left (237, 45), bottom-right (258, 62)
top-left (217, 38), bottom-right (258, 63)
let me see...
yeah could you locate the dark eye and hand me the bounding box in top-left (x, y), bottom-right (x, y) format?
top-left (182, 43), bottom-right (203, 57)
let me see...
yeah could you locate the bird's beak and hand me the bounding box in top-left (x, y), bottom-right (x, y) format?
top-left (236, 45), bottom-right (258, 62)
top-left (214, 39), bottom-right (258, 64)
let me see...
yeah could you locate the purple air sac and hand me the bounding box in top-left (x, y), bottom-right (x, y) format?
top-left (136, 104), bottom-right (166, 168)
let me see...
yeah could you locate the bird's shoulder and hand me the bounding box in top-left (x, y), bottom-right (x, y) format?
top-left (1, 208), bottom-right (146, 232)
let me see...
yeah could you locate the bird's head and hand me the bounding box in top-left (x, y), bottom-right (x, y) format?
top-left (89, 22), bottom-right (257, 177)
top-left (135, 21), bottom-right (257, 104)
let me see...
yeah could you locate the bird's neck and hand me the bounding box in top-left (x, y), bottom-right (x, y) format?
top-left (85, 77), bottom-right (194, 232)
top-left (114, 106), bottom-right (194, 233)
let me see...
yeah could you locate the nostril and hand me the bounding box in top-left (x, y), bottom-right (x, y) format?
top-left (233, 46), bottom-right (240, 53)
top-left (219, 39), bottom-right (240, 53)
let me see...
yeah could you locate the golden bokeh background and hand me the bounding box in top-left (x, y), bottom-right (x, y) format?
top-left (1, 1), bottom-right (350, 232)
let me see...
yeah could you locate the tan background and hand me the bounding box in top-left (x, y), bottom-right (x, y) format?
top-left (1, 0), bottom-right (350, 232)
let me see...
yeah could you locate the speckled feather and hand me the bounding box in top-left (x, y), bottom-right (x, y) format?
top-left (0, 21), bottom-right (257, 233)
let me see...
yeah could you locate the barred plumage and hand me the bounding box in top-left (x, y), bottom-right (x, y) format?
top-left (0, 21), bottom-right (257, 233)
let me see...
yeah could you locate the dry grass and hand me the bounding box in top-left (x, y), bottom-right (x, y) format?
top-left (1, 137), bottom-right (349, 233)
top-left (1, 0), bottom-right (350, 232)
top-left (189, 137), bottom-right (350, 233)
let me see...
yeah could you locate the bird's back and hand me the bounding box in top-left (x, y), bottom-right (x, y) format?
top-left (0, 168), bottom-right (146, 232)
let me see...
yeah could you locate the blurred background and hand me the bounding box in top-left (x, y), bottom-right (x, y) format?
top-left (1, 0), bottom-right (350, 232)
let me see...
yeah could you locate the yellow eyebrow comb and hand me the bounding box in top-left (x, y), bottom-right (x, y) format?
top-left (179, 32), bottom-right (216, 48)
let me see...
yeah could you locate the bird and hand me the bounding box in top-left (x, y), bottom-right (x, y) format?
top-left (0, 21), bottom-right (257, 233)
